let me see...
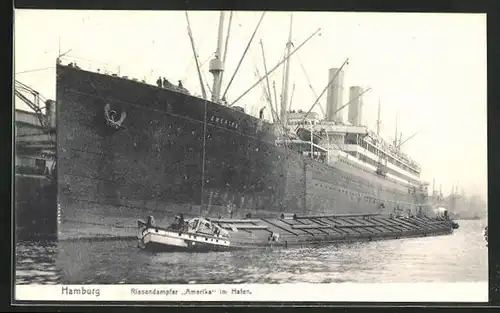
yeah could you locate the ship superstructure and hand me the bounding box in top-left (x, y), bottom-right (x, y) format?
top-left (287, 112), bottom-right (422, 185)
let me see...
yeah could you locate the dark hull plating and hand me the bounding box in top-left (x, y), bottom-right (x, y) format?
top-left (15, 174), bottom-right (57, 240)
top-left (56, 65), bottom-right (427, 240)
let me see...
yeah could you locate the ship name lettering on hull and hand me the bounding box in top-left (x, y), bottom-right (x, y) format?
top-left (210, 115), bottom-right (239, 130)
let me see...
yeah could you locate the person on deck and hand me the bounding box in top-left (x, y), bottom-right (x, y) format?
top-left (156, 77), bottom-right (162, 88)
top-left (259, 107), bottom-right (265, 119)
top-left (178, 80), bottom-right (184, 89)
top-left (163, 77), bottom-right (169, 88)
top-left (178, 213), bottom-right (185, 228)
top-left (170, 216), bottom-right (180, 230)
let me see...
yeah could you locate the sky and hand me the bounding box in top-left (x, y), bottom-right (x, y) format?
top-left (13, 10), bottom-right (487, 200)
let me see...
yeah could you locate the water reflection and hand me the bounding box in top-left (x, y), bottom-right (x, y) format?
top-left (16, 240), bottom-right (60, 284)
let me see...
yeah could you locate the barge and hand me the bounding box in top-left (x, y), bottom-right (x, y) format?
top-left (137, 212), bottom-right (459, 252)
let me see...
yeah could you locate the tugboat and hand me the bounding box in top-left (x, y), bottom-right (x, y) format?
top-left (137, 215), bottom-right (238, 252)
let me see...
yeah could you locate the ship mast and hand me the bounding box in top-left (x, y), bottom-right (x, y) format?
top-left (375, 97), bottom-right (386, 176)
top-left (229, 27), bottom-right (321, 107)
top-left (209, 11), bottom-right (226, 103)
top-left (185, 12), bottom-right (207, 100)
top-left (281, 13), bottom-right (294, 126)
top-left (273, 81), bottom-right (279, 121)
top-left (288, 83), bottom-right (296, 112)
top-left (376, 97), bottom-right (381, 137)
top-left (394, 113), bottom-right (399, 148)
top-left (260, 40), bottom-right (275, 115)
top-left (397, 131), bottom-right (418, 149)
top-left (219, 11), bottom-right (233, 93)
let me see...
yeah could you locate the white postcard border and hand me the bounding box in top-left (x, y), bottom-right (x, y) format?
top-left (15, 282), bottom-right (488, 302)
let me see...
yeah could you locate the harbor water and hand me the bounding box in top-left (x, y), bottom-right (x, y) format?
top-left (16, 219), bottom-right (488, 285)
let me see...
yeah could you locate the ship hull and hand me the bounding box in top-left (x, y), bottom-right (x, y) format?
top-left (15, 174), bottom-right (57, 240)
top-left (56, 64), bottom-right (426, 240)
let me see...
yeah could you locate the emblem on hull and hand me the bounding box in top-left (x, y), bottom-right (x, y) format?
top-left (104, 103), bottom-right (127, 129)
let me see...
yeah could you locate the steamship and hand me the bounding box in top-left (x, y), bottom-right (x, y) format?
top-left (55, 12), bottom-right (430, 240)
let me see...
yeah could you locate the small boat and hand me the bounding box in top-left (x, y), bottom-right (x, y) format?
top-left (137, 215), bottom-right (240, 252)
top-left (296, 127), bottom-right (323, 144)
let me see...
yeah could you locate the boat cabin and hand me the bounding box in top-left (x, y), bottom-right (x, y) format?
top-left (186, 218), bottom-right (230, 238)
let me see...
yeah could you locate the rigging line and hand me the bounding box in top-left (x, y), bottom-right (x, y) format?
top-left (186, 11), bottom-right (207, 99)
top-left (200, 97), bottom-right (208, 210)
top-left (294, 47), bottom-right (326, 117)
top-left (181, 14), bottom-right (214, 81)
top-left (294, 58), bottom-right (350, 132)
top-left (250, 56), bottom-right (296, 151)
top-left (272, 82), bottom-right (280, 123)
top-left (279, 46), bottom-right (288, 107)
top-left (201, 68), bottom-right (213, 96)
top-left (15, 67), bottom-right (55, 75)
top-left (200, 54), bottom-right (213, 68)
top-left (59, 54), bottom-right (113, 67)
top-left (181, 54), bottom-right (213, 84)
top-left (250, 49), bottom-right (275, 119)
top-left (229, 28), bottom-right (321, 107)
top-left (259, 39), bottom-right (274, 115)
top-left (221, 11), bottom-right (266, 101)
top-left (219, 11), bottom-right (233, 90)
top-left (253, 65), bottom-right (277, 123)
top-left (288, 83), bottom-right (295, 112)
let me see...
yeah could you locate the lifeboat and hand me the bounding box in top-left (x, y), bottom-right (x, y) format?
top-left (296, 127), bottom-right (323, 144)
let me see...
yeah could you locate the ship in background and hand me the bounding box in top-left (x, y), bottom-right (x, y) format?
top-left (445, 185), bottom-right (487, 220)
top-left (426, 180), bottom-right (487, 220)
top-left (51, 11), bottom-right (431, 240)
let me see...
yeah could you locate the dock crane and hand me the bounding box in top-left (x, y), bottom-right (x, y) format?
top-left (14, 80), bottom-right (56, 176)
top-left (14, 80), bottom-right (55, 132)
